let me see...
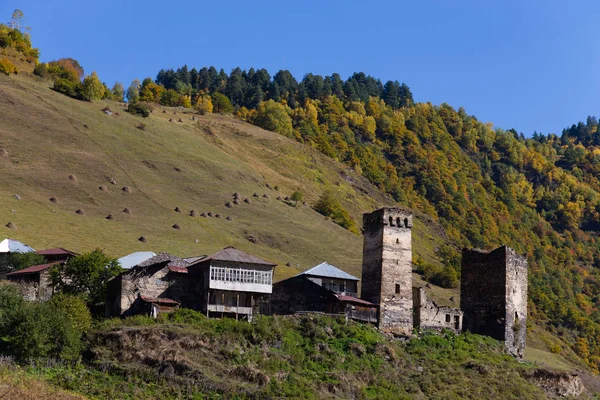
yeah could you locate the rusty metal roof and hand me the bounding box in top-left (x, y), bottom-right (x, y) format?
top-left (203, 246), bottom-right (276, 266)
top-left (168, 265), bottom-right (188, 273)
top-left (36, 247), bottom-right (77, 256)
top-left (6, 261), bottom-right (61, 276)
top-left (140, 295), bottom-right (180, 305)
top-left (334, 294), bottom-right (375, 306)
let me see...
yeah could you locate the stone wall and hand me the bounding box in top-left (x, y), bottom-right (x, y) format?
top-left (460, 245), bottom-right (528, 358)
top-left (361, 207), bottom-right (413, 335)
top-left (504, 246), bottom-right (528, 358)
top-left (413, 287), bottom-right (463, 332)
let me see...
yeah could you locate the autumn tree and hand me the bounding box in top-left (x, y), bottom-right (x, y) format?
top-left (111, 82), bottom-right (125, 102)
top-left (81, 72), bottom-right (104, 101)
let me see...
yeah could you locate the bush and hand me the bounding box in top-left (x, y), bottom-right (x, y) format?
top-left (126, 102), bottom-right (151, 118)
top-left (49, 294), bottom-right (92, 333)
top-left (0, 287), bottom-right (87, 362)
top-left (0, 57), bottom-right (17, 75)
top-left (313, 191), bottom-right (358, 233)
top-left (53, 78), bottom-right (83, 99)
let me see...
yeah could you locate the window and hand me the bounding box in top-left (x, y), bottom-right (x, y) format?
top-left (404, 218), bottom-right (409, 227)
top-left (445, 314), bottom-right (451, 323)
top-left (395, 284), bottom-right (400, 294)
top-left (389, 216), bottom-right (394, 226)
top-left (396, 217), bottom-right (401, 227)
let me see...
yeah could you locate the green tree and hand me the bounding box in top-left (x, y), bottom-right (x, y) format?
top-left (49, 293), bottom-right (92, 333)
top-left (313, 191), bottom-right (358, 234)
top-left (81, 71), bottom-right (104, 101)
top-left (111, 81), bottom-right (125, 102)
top-left (252, 100), bottom-right (293, 137)
top-left (50, 249), bottom-right (123, 307)
top-left (211, 92), bottom-right (234, 113)
top-left (7, 251), bottom-right (45, 271)
top-left (127, 79), bottom-right (141, 103)
top-left (290, 190), bottom-right (304, 207)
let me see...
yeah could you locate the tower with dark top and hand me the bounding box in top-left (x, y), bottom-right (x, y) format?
top-left (460, 245), bottom-right (528, 358)
top-left (361, 207), bottom-right (413, 335)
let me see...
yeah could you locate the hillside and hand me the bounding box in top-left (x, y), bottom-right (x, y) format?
top-left (0, 72), bottom-right (445, 283)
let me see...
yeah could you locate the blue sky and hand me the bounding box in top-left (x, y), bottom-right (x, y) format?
top-left (2, 1), bottom-right (599, 136)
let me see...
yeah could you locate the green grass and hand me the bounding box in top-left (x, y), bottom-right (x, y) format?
top-left (27, 312), bottom-right (550, 400)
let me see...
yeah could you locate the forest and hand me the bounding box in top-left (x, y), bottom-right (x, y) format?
top-left (5, 11), bottom-right (600, 372)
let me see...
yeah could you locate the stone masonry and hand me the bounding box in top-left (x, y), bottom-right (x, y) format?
top-left (413, 287), bottom-right (463, 333)
top-left (361, 207), bottom-right (413, 335)
top-left (460, 246), bottom-right (528, 358)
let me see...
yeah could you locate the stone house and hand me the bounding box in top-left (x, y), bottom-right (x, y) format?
top-left (105, 252), bottom-right (190, 317)
top-left (106, 247), bottom-right (276, 321)
top-left (271, 262), bottom-right (377, 323)
top-left (6, 247), bottom-right (77, 301)
top-left (185, 247), bottom-right (276, 321)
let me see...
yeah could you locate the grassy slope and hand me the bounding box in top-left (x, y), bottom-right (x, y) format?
top-left (0, 72), bottom-right (444, 282)
top-left (0, 72), bottom-right (589, 376)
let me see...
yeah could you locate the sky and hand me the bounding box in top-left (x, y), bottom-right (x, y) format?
top-left (2, 0), bottom-right (600, 136)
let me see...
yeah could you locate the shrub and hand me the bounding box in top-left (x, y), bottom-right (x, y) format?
top-left (313, 191), bottom-right (358, 233)
top-left (0, 57), bottom-right (17, 75)
top-left (195, 94), bottom-right (213, 114)
top-left (126, 102), bottom-right (151, 118)
top-left (49, 294), bottom-right (92, 333)
top-left (0, 287), bottom-right (86, 362)
top-left (53, 78), bottom-right (83, 99)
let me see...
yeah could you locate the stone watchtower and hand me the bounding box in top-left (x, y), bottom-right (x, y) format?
top-left (361, 207), bottom-right (413, 335)
top-left (460, 246), bottom-right (528, 358)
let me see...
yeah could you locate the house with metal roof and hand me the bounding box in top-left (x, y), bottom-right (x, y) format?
top-left (117, 251), bottom-right (157, 269)
top-left (106, 247), bottom-right (276, 321)
top-left (186, 246), bottom-right (276, 321)
top-left (5, 246), bottom-right (76, 302)
top-left (271, 262), bottom-right (377, 323)
top-left (0, 238), bottom-right (35, 279)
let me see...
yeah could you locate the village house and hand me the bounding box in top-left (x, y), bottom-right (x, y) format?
top-left (186, 247), bottom-right (276, 321)
top-left (106, 246), bottom-right (276, 321)
top-left (271, 262), bottom-right (377, 323)
top-left (0, 238), bottom-right (35, 279)
top-left (6, 247), bottom-right (77, 301)
top-left (105, 252), bottom-right (190, 317)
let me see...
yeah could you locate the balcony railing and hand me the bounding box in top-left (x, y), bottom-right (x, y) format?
top-left (207, 304), bottom-right (253, 315)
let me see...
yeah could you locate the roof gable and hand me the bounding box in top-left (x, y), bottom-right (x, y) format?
top-left (6, 261), bottom-right (61, 276)
top-left (36, 247), bottom-right (77, 256)
top-left (297, 262), bottom-right (359, 281)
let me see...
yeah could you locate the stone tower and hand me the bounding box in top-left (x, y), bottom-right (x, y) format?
top-left (361, 207), bottom-right (413, 335)
top-left (460, 246), bottom-right (528, 358)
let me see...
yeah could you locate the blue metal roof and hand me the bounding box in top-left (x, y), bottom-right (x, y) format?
top-left (117, 251), bottom-right (157, 269)
top-left (0, 238), bottom-right (35, 253)
top-left (297, 262), bottom-right (359, 281)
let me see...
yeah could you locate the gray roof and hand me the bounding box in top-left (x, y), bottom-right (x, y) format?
top-left (137, 252), bottom-right (189, 268)
top-left (0, 238), bottom-right (35, 253)
top-left (297, 262), bottom-right (359, 281)
top-left (201, 246), bottom-right (276, 266)
top-left (117, 251), bottom-right (157, 269)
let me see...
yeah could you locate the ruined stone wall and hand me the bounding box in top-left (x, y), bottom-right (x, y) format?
top-left (460, 247), bottom-right (507, 340)
top-left (504, 247), bottom-right (528, 358)
top-left (413, 287), bottom-right (463, 333)
top-left (361, 208), bottom-right (413, 335)
top-left (120, 265), bottom-right (172, 316)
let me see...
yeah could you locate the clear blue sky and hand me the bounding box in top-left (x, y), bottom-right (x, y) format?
top-left (3, 0), bottom-right (600, 136)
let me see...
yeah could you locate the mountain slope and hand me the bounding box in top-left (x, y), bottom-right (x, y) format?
top-left (0, 73), bottom-right (444, 282)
